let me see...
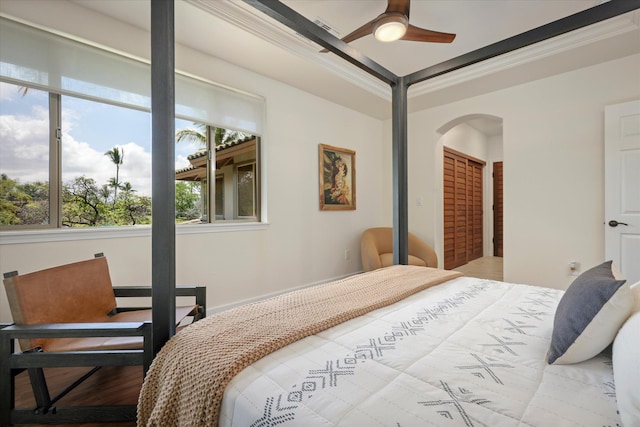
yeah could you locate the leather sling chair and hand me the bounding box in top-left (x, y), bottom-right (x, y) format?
top-left (0, 253), bottom-right (206, 426)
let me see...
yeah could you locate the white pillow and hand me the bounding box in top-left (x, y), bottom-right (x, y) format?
top-left (613, 310), bottom-right (640, 427)
top-left (548, 261), bottom-right (633, 365)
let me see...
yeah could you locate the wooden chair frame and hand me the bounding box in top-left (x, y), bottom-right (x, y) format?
top-left (0, 265), bottom-right (206, 426)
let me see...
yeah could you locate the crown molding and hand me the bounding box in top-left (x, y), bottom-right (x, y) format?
top-left (410, 11), bottom-right (640, 97)
top-left (188, 0), bottom-right (391, 100)
top-left (189, 1), bottom-right (639, 102)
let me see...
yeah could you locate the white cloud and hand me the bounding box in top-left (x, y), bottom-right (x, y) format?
top-left (115, 142), bottom-right (152, 195)
top-left (0, 109), bottom-right (49, 182)
top-left (0, 82), bottom-right (16, 101)
top-left (176, 153), bottom-right (191, 170)
top-left (1, 110), bottom-right (153, 195)
top-left (0, 82), bottom-right (25, 102)
top-left (1, 88), bottom-right (203, 197)
top-left (61, 136), bottom-right (152, 196)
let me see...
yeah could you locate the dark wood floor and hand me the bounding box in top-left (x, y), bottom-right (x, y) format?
top-left (12, 366), bottom-right (142, 427)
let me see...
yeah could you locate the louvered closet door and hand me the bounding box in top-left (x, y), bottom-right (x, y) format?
top-left (493, 162), bottom-right (504, 257)
top-left (443, 148), bottom-right (485, 270)
top-left (467, 161), bottom-right (484, 260)
top-left (443, 155), bottom-right (455, 269)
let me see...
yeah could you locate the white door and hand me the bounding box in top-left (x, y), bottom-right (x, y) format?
top-left (605, 100), bottom-right (640, 284)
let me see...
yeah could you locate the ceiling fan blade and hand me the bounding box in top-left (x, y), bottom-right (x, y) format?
top-left (340, 20), bottom-right (377, 44)
top-left (384, 0), bottom-right (410, 17)
top-left (401, 24), bottom-right (456, 43)
top-left (320, 19), bottom-right (375, 52)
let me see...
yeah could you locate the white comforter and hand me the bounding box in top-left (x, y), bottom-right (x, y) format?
top-left (219, 277), bottom-right (620, 426)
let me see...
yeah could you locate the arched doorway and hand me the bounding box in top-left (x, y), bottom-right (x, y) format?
top-left (436, 114), bottom-right (503, 277)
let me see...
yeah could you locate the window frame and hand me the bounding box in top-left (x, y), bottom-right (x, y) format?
top-left (214, 173), bottom-right (225, 221)
top-left (0, 86), bottom-right (61, 231)
top-left (1, 16), bottom-right (266, 236)
top-left (49, 92), bottom-right (62, 229)
top-left (1, 83), bottom-right (265, 233)
top-left (234, 160), bottom-right (258, 221)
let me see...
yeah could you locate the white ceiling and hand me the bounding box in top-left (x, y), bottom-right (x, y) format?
top-left (71, 0), bottom-right (640, 128)
top-left (281, 0), bottom-right (599, 76)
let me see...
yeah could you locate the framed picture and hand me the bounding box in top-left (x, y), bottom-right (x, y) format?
top-left (319, 144), bottom-right (356, 210)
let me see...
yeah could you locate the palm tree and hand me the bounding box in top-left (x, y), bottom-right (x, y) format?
top-left (176, 123), bottom-right (248, 147)
top-left (104, 146), bottom-right (124, 205)
top-left (99, 184), bottom-right (111, 204)
top-left (215, 128), bottom-right (244, 146)
top-left (176, 124), bottom-right (207, 146)
top-left (120, 182), bottom-right (135, 193)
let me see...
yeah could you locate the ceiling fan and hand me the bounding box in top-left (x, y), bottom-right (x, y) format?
top-left (328, 0), bottom-right (456, 46)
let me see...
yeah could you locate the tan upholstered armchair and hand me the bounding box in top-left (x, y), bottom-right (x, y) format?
top-left (361, 227), bottom-right (438, 272)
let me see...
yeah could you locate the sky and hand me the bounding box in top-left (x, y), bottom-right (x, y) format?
top-left (0, 81), bottom-right (199, 196)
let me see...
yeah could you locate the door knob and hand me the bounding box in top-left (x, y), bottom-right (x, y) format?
top-left (608, 220), bottom-right (629, 227)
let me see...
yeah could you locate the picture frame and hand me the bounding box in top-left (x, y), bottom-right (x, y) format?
top-left (319, 144), bottom-right (356, 210)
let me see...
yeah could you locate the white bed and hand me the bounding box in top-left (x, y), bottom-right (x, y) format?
top-left (138, 265), bottom-right (638, 427)
top-left (220, 276), bottom-right (617, 426)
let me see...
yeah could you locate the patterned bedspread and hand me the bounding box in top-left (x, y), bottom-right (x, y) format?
top-left (219, 276), bottom-right (620, 426)
top-left (138, 266), bottom-right (461, 426)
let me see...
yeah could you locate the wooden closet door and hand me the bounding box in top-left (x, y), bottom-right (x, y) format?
top-left (443, 148), bottom-right (485, 270)
top-left (443, 153), bottom-right (466, 269)
top-left (493, 161), bottom-right (504, 257)
top-left (468, 160), bottom-right (484, 260)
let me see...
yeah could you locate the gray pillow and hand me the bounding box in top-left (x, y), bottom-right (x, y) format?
top-left (548, 260), bottom-right (632, 365)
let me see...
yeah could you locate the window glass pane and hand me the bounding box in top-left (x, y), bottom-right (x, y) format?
top-left (60, 95), bottom-right (151, 226)
top-left (175, 122), bottom-right (259, 223)
top-left (237, 163), bottom-right (255, 218)
top-left (0, 82), bottom-right (50, 226)
top-left (175, 119), bottom-right (206, 223)
top-left (216, 135), bottom-right (257, 221)
top-left (175, 181), bottom-right (202, 223)
top-left (215, 175), bottom-right (224, 219)
top-left (1, 84), bottom-right (262, 229)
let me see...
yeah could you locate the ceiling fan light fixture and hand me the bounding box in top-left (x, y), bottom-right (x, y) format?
top-left (373, 14), bottom-right (408, 42)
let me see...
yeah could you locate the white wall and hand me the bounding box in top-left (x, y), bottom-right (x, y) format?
top-left (441, 123), bottom-right (490, 161)
top-left (0, 2), bottom-right (391, 323)
top-left (404, 53), bottom-right (640, 290)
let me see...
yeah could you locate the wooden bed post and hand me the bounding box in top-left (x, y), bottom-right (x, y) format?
top-left (392, 77), bottom-right (409, 266)
top-left (151, 0), bottom-right (176, 356)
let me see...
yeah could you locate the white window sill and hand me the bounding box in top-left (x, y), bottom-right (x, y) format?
top-left (0, 222), bottom-right (269, 245)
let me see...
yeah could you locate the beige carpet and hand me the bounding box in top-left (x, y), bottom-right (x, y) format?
top-left (453, 256), bottom-right (503, 281)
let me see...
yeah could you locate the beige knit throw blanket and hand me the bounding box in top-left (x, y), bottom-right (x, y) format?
top-left (137, 265), bottom-right (462, 426)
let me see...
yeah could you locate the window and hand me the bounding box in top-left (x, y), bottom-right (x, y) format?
top-left (0, 84), bottom-right (53, 228)
top-left (0, 84), bottom-right (260, 228)
top-left (174, 121), bottom-right (260, 223)
top-left (0, 17), bottom-right (264, 230)
top-left (237, 162), bottom-right (256, 219)
top-left (0, 82), bottom-right (154, 228)
top-left (60, 95), bottom-right (152, 227)
top-left (215, 175), bottom-right (224, 220)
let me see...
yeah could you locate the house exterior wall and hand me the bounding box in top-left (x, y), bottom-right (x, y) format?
top-left (402, 52), bottom-right (640, 290)
top-left (0, 1), bottom-right (391, 322)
